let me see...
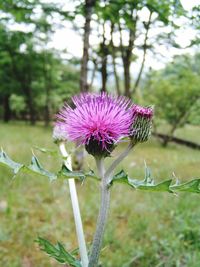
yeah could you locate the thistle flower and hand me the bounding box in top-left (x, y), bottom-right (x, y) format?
top-left (52, 124), bottom-right (67, 143)
top-left (130, 105), bottom-right (154, 143)
top-left (56, 93), bottom-right (133, 158)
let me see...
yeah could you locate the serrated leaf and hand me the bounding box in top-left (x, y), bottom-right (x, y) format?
top-left (27, 156), bottom-right (57, 181)
top-left (171, 179), bottom-right (200, 193)
top-left (144, 162), bottom-right (153, 183)
top-left (70, 247), bottom-right (79, 256)
top-left (59, 164), bottom-right (85, 181)
top-left (119, 175), bottom-right (173, 192)
top-left (135, 179), bottom-right (173, 192)
top-left (110, 170), bottom-right (129, 185)
top-left (36, 237), bottom-right (81, 267)
top-left (110, 168), bottom-right (200, 194)
top-left (140, 164), bottom-right (173, 192)
top-left (0, 150), bottom-right (23, 175)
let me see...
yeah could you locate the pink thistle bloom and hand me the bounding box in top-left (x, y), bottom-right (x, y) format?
top-left (132, 105), bottom-right (153, 119)
top-left (56, 93), bottom-right (133, 157)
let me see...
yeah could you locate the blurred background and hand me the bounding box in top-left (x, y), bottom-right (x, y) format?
top-left (0, 0), bottom-right (200, 266)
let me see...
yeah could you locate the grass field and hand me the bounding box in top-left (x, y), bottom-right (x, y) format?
top-left (0, 122), bottom-right (200, 267)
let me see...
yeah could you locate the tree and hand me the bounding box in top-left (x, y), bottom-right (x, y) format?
top-left (80, 0), bottom-right (96, 92)
top-left (0, 0), bottom-right (78, 124)
top-left (90, 0), bottom-right (185, 97)
top-left (144, 54), bottom-right (200, 146)
top-left (0, 27), bottom-right (24, 122)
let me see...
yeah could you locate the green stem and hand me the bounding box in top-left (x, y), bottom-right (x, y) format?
top-left (89, 158), bottom-right (110, 267)
top-left (105, 141), bottom-right (135, 182)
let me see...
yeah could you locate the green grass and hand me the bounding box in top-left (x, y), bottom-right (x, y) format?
top-left (0, 122), bottom-right (200, 267)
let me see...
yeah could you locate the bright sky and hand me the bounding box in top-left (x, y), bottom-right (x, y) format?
top-left (180, 0), bottom-right (199, 10)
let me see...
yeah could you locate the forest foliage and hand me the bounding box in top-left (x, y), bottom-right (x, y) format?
top-left (0, 0), bottom-right (199, 138)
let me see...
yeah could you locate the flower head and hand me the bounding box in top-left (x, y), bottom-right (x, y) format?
top-left (52, 124), bottom-right (67, 143)
top-left (130, 105), bottom-right (154, 143)
top-left (133, 105), bottom-right (153, 119)
top-left (56, 93), bottom-right (133, 157)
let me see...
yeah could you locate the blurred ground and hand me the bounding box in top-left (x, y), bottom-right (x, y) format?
top-left (0, 122), bottom-right (200, 267)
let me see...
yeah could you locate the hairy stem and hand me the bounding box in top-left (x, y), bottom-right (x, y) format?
top-left (89, 158), bottom-right (110, 267)
top-left (105, 141), bottom-right (135, 181)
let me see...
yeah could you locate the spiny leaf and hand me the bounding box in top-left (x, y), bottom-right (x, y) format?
top-left (27, 155), bottom-right (57, 181)
top-left (58, 164), bottom-right (85, 181)
top-left (135, 179), bottom-right (173, 193)
top-left (70, 247), bottom-right (80, 256)
top-left (1, 150), bottom-right (199, 194)
top-left (36, 237), bottom-right (81, 267)
top-left (59, 165), bottom-right (99, 181)
top-left (171, 179), bottom-right (200, 193)
top-left (111, 170), bottom-right (173, 192)
top-left (0, 151), bottom-right (96, 182)
top-left (110, 170), bottom-right (129, 185)
top-left (131, 163), bottom-right (173, 192)
top-left (0, 150), bottom-right (23, 175)
top-left (144, 161), bottom-right (153, 183)
top-left (111, 168), bottom-right (200, 194)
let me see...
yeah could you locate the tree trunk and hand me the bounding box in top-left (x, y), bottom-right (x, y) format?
top-left (119, 24), bottom-right (132, 98)
top-left (119, 10), bottom-right (137, 98)
top-left (162, 136), bottom-right (170, 147)
top-left (26, 87), bottom-right (36, 125)
top-left (161, 124), bottom-right (177, 147)
top-left (100, 23), bottom-right (108, 92)
top-left (112, 57), bottom-right (120, 95)
top-left (43, 52), bottom-right (51, 127)
top-left (44, 102), bottom-right (50, 127)
top-left (123, 58), bottom-right (131, 98)
top-left (80, 0), bottom-right (96, 92)
top-left (110, 23), bottom-right (120, 95)
top-left (132, 12), bottom-right (152, 94)
top-left (161, 99), bottom-right (198, 147)
top-left (101, 55), bottom-right (107, 92)
top-left (89, 58), bottom-right (97, 89)
top-left (3, 94), bottom-right (11, 122)
top-left (153, 132), bottom-right (200, 150)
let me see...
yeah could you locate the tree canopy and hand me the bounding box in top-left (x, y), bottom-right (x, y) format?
top-left (0, 0), bottom-right (199, 135)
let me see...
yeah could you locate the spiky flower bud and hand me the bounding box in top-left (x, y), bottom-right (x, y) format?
top-left (130, 105), bottom-right (154, 143)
